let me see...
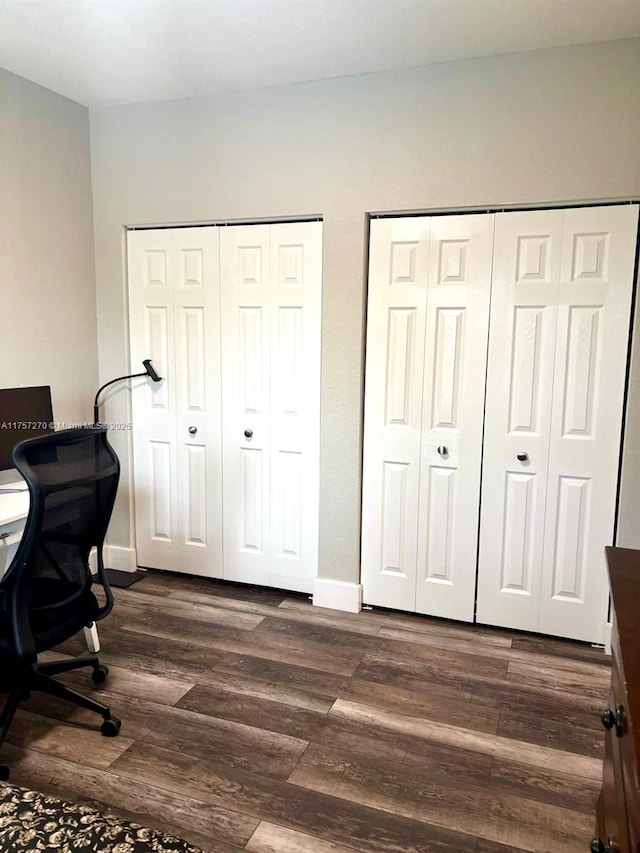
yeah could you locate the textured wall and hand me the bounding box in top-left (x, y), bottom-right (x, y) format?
top-left (0, 69), bottom-right (97, 427)
top-left (89, 39), bottom-right (640, 578)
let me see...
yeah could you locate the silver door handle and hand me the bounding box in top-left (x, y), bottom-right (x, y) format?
top-left (437, 445), bottom-right (448, 456)
top-left (517, 452), bottom-right (529, 462)
top-left (188, 426), bottom-right (197, 435)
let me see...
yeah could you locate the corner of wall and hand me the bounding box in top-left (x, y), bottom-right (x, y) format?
top-left (313, 577), bottom-right (363, 613)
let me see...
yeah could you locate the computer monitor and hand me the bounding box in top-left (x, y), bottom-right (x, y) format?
top-left (0, 386), bottom-right (54, 477)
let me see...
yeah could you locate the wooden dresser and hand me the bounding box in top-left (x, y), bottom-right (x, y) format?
top-left (593, 547), bottom-right (640, 853)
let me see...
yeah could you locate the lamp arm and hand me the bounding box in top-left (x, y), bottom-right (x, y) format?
top-left (93, 371), bottom-right (147, 425)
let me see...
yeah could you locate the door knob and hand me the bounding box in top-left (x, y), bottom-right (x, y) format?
top-left (437, 446), bottom-right (448, 456)
top-left (244, 429), bottom-right (253, 439)
top-left (516, 452), bottom-right (529, 462)
top-left (188, 426), bottom-right (197, 435)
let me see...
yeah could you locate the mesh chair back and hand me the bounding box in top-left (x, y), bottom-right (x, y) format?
top-left (8, 427), bottom-right (120, 620)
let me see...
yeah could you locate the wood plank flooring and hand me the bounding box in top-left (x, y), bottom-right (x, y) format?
top-left (2, 570), bottom-right (610, 853)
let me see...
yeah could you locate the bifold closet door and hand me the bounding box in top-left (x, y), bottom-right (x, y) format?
top-left (477, 204), bottom-right (639, 643)
top-left (128, 228), bottom-right (223, 577)
top-left (220, 222), bottom-right (322, 594)
top-left (360, 218), bottom-right (428, 611)
top-left (361, 214), bottom-right (493, 619)
top-left (476, 210), bottom-right (563, 631)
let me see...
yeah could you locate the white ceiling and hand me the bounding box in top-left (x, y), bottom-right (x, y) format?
top-left (1, 0), bottom-right (639, 108)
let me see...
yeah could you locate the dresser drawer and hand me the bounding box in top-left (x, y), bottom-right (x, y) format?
top-left (611, 653), bottom-right (640, 849)
top-left (598, 549), bottom-right (640, 853)
top-left (599, 688), bottom-right (631, 853)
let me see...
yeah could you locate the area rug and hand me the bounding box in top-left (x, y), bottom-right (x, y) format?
top-left (0, 783), bottom-right (204, 852)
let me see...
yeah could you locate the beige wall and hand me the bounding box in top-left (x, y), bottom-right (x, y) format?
top-left (0, 69), bottom-right (98, 427)
top-left (90, 39), bottom-right (640, 579)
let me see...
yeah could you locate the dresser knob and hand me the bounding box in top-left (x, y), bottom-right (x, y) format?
top-left (591, 839), bottom-right (617, 853)
top-left (601, 705), bottom-right (624, 737)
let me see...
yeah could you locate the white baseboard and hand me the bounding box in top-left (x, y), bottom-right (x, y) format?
top-left (313, 578), bottom-right (363, 613)
top-left (104, 545), bottom-right (138, 573)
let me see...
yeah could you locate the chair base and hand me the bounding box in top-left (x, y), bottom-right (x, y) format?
top-left (0, 655), bottom-right (120, 779)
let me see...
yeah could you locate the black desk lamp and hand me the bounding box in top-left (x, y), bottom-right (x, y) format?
top-left (93, 359), bottom-right (162, 426)
top-left (93, 359), bottom-right (162, 588)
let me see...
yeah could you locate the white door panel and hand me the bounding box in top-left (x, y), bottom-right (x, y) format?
top-left (172, 228), bottom-right (222, 575)
top-left (129, 230), bottom-right (178, 570)
top-left (221, 222), bottom-right (322, 593)
top-left (539, 205), bottom-right (638, 642)
top-left (361, 218), bottom-right (430, 611)
top-left (477, 210), bottom-right (564, 631)
top-left (269, 223), bottom-right (322, 592)
top-left (128, 227), bottom-right (222, 577)
top-left (220, 225), bottom-right (271, 586)
top-left (416, 213), bottom-right (493, 620)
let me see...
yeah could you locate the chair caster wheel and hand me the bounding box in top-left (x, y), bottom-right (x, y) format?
top-left (0, 764), bottom-right (10, 781)
top-left (92, 664), bottom-right (109, 684)
top-left (101, 716), bottom-right (121, 737)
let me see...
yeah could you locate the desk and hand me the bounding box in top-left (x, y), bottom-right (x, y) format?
top-left (0, 484), bottom-right (100, 653)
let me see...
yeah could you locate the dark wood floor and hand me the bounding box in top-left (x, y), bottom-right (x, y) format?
top-left (3, 570), bottom-right (610, 853)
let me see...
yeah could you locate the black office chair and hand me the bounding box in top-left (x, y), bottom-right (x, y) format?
top-left (0, 427), bottom-right (122, 780)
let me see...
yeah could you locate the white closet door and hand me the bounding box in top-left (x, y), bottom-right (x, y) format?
top-left (128, 229), bottom-right (176, 571)
top-left (220, 222), bottom-right (322, 593)
top-left (269, 223), bottom-right (322, 592)
top-left (539, 205), bottom-right (639, 642)
top-left (362, 214), bottom-right (493, 619)
top-left (361, 218), bottom-right (430, 611)
top-left (128, 227), bottom-right (222, 576)
top-left (415, 214), bottom-right (493, 620)
top-left (220, 225), bottom-right (271, 586)
top-left (172, 228), bottom-right (223, 575)
top-left (478, 204), bottom-right (638, 642)
top-left (477, 210), bottom-right (564, 631)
